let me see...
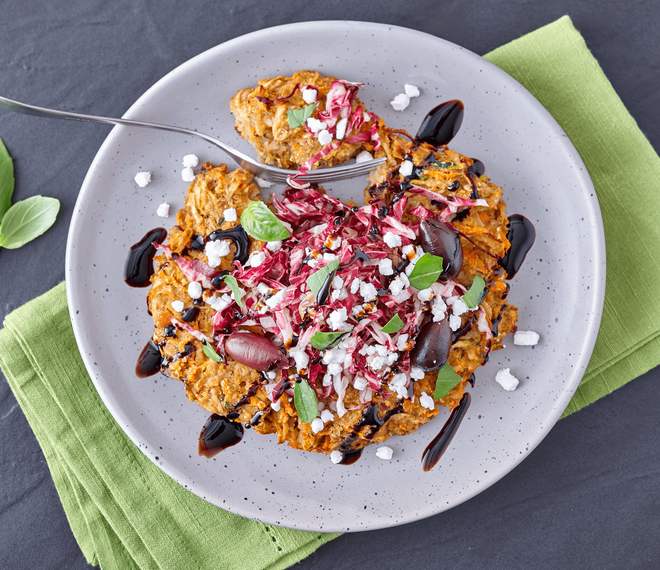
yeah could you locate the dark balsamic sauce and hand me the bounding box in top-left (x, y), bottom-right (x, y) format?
top-left (181, 306), bottom-right (200, 322)
top-left (316, 268), bottom-right (337, 305)
top-left (415, 100), bottom-right (464, 146)
top-left (207, 226), bottom-right (250, 265)
top-left (124, 228), bottom-right (167, 287)
top-left (136, 340), bottom-right (162, 377)
top-left (422, 392), bottom-right (471, 471)
top-left (500, 214), bottom-right (536, 278)
top-left (198, 414), bottom-right (244, 457)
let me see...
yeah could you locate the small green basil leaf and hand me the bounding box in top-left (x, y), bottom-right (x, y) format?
top-left (0, 138), bottom-right (15, 220)
top-left (434, 363), bottom-right (462, 399)
top-left (0, 195), bottom-right (60, 249)
top-left (223, 274), bottom-right (246, 308)
top-left (310, 331), bottom-right (348, 350)
top-left (408, 253), bottom-right (444, 290)
top-left (287, 103), bottom-right (317, 129)
top-left (240, 201), bottom-right (291, 241)
top-left (306, 259), bottom-right (340, 298)
top-left (294, 379), bottom-right (318, 423)
top-left (462, 275), bottom-right (486, 308)
top-left (202, 342), bottom-right (222, 363)
top-left (381, 314), bottom-right (404, 334)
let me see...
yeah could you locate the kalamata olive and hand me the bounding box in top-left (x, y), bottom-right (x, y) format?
top-left (415, 100), bottom-right (464, 146)
top-left (223, 331), bottom-right (287, 371)
top-left (419, 219), bottom-right (463, 278)
top-left (411, 318), bottom-right (451, 371)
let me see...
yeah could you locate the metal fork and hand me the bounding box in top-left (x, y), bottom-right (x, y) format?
top-left (0, 95), bottom-right (386, 184)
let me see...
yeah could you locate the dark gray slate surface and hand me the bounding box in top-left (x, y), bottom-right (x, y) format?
top-left (0, 1), bottom-right (658, 568)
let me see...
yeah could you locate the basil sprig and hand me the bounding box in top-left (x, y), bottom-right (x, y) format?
top-left (240, 201), bottom-right (291, 242)
top-left (287, 103), bottom-right (317, 129)
top-left (381, 314), bottom-right (404, 334)
top-left (202, 342), bottom-right (222, 363)
top-left (310, 331), bottom-right (347, 350)
top-left (462, 275), bottom-right (486, 308)
top-left (0, 138), bottom-right (14, 219)
top-left (306, 259), bottom-right (340, 297)
top-left (294, 380), bottom-right (319, 423)
top-left (408, 253), bottom-right (444, 290)
top-left (223, 274), bottom-right (246, 308)
top-left (434, 363), bottom-right (462, 399)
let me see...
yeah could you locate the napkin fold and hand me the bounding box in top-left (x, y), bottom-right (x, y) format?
top-left (1, 15), bottom-right (658, 569)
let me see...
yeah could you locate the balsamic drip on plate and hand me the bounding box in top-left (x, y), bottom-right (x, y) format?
top-left (198, 414), bottom-right (244, 457)
top-left (415, 99), bottom-right (464, 146)
top-left (124, 227), bottom-right (167, 287)
top-left (500, 214), bottom-right (536, 278)
top-left (135, 340), bottom-right (162, 378)
top-left (422, 392), bottom-right (471, 471)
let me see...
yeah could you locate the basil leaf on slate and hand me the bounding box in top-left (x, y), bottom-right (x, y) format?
top-left (0, 195), bottom-right (60, 250)
top-left (408, 253), bottom-right (444, 290)
top-left (240, 201), bottom-right (291, 241)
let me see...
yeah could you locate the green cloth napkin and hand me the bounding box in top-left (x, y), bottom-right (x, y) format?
top-left (1, 15), bottom-right (658, 570)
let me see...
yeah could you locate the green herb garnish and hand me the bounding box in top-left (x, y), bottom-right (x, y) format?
top-left (223, 274), bottom-right (246, 308)
top-left (462, 275), bottom-right (486, 308)
top-left (306, 259), bottom-right (340, 298)
top-left (381, 314), bottom-right (404, 334)
top-left (202, 342), bottom-right (222, 363)
top-left (310, 331), bottom-right (348, 350)
top-left (293, 380), bottom-right (319, 423)
top-left (433, 160), bottom-right (455, 169)
top-left (0, 138), bottom-right (15, 219)
top-left (240, 200), bottom-right (291, 242)
top-left (408, 253), bottom-right (444, 290)
top-left (287, 103), bottom-right (317, 129)
top-left (434, 363), bottom-right (462, 399)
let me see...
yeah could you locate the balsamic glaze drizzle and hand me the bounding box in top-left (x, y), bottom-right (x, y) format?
top-left (500, 214), bottom-right (536, 278)
top-left (198, 414), bottom-right (244, 457)
top-left (125, 227), bottom-right (167, 287)
top-left (135, 341), bottom-right (162, 377)
top-left (422, 392), bottom-right (471, 471)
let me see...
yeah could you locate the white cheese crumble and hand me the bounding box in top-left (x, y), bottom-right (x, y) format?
top-left (330, 450), bottom-right (343, 464)
top-left (320, 409), bottom-right (334, 423)
top-left (134, 171), bottom-right (152, 188)
top-left (449, 314), bottom-right (462, 331)
top-left (419, 391), bottom-right (435, 410)
top-left (290, 349), bottom-right (309, 372)
top-left (332, 275), bottom-right (344, 290)
top-left (156, 202), bottom-right (170, 218)
top-left (390, 93), bottom-right (410, 111)
top-left (207, 294), bottom-right (233, 313)
top-left (389, 373), bottom-right (408, 399)
top-left (417, 287), bottom-right (434, 302)
top-left (170, 300), bottom-right (184, 312)
top-left (182, 154), bottom-right (199, 168)
top-left (388, 273), bottom-right (409, 296)
top-left (410, 366), bottom-right (426, 380)
top-left (266, 240), bottom-right (282, 252)
top-left (359, 281), bottom-right (378, 302)
top-left (396, 333), bottom-right (409, 351)
top-left (376, 446), bottom-right (394, 460)
top-left (311, 417), bottom-right (324, 434)
top-left (181, 167), bottom-right (196, 182)
top-left (205, 239), bottom-right (231, 268)
top-left (301, 87), bottom-right (317, 103)
top-left (355, 150), bottom-right (373, 163)
top-left (306, 117), bottom-right (325, 133)
top-left (223, 207), bottom-right (237, 222)
top-left (350, 278), bottom-right (362, 295)
top-left (431, 295), bottom-right (448, 322)
top-left (248, 251), bottom-right (266, 268)
top-left (328, 307), bottom-right (348, 331)
top-left (399, 160), bottom-right (414, 177)
top-left (514, 330), bottom-right (540, 346)
top-left (335, 117), bottom-right (348, 140)
top-left (378, 258), bottom-right (394, 276)
top-left (448, 296), bottom-right (470, 317)
top-left (317, 129), bottom-right (333, 145)
top-left (383, 231), bottom-right (402, 248)
top-left (353, 376), bottom-right (368, 390)
top-left (404, 83), bottom-right (421, 98)
top-left (495, 368), bottom-right (520, 391)
top-left (330, 289), bottom-right (348, 302)
top-left (187, 281), bottom-right (202, 299)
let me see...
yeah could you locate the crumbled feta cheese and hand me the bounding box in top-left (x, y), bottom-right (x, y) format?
top-left (404, 83), bottom-right (421, 98)
top-left (390, 93), bottom-right (410, 111)
top-left (290, 349), bottom-right (309, 372)
top-left (311, 417), bottom-right (324, 434)
top-left (223, 207), bottom-right (237, 222)
top-left (449, 297), bottom-right (470, 317)
top-left (383, 231), bottom-right (402, 248)
top-left (350, 278), bottom-right (362, 294)
top-left (410, 366), bottom-right (426, 380)
top-left (181, 167), bottom-right (195, 182)
top-left (187, 281), bottom-right (202, 299)
top-left (265, 289), bottom-right (286, 309)
top-left (417, 287), bottom-right (434, 302)
top-left (389, 273), bottom-right (409, 296)
top-left (207, 294), bottom-right (232, 312)
top-left (359, 281), bottom-right (378, 302)
top-left (419, 391), bottom-right (435, 410)
top-left (266, 240), bottom-right (282, 252)
top-left (376, 446), bottom-right (394, 460)
top-left (271, 399), bottom-right (281, 412)
top-left (378, 258), bottom-right (394, 276)
top-left (322, 252), bottom-right (337, 263)
top-left (156, 202), bottom-right (170, 217)
top-left (317, 129), bottom-right (333, 145)
top-left (255, 177), bottom-right (273, 188)
top-left (330, 450), bottom-right (343, 464)
top-left (306, 117), bottom-right (325, 133)
top-left (332, 275), bottom-right (344, 290)
top-left (389, 373), bottom-right (408, 399)
top-left (396, 334), bottom-right (409, 351)
top-left (301, 87), bottom-right (317, 103)
top-left (335, 117), bottom-right (348, 140)
top-left (134, 171), bottom-right (152, 188)
top-left (248, 251), bottom-right (266, 268)
top-left (402, 244), bottom-right (416, 259)
top-left (368, 355), bottom-right (386, 371)
top-left (170, 300), bottom-right (184, 312)
top-left (330, 289), bottom-right (348, 302)
top-left (320, 409), bottom-right (334, 423)
top-left (326, 236), bottom-right (342, 251)
top-left (514, 330), bottom-right (540, 346)
top-left (431, 295), bottom-right (448, 322)
top-left (448, 314), bottom-right (462, 332)
top-left (495, 368), bottom-right (520, 391)
top-left (205, 239), bottom-right (231, 268)
top-left (399, 160), bottom-right (414, 177)
top-left (182, 154), bottom-right (199, 168)
top-left (328, 307), bottom-right (348, 331)
top-left (256, 283), bottom-right (271, 296)
top-left (355, 150), bottom-right (373, 163)
top-left (353, 376), bottom-right (368, 390)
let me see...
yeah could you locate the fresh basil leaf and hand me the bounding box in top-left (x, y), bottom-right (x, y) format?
top-left (293, 379), bottom-right (318, 423)
top-left (306, 259), bottom-right (340, 298)
top-left (0, 138), bottom-right (15, 220)
top-left (310, 330), bottom-right (347, 350)
top-left (223, 274), bottom-right (246, 308)
top-left (381, 313), bottom-right (404, 334)
top-left (408, 253), bottom-right (444, 290)
top-left (462, 275), bottom-right (486, 308)
top-left (240, 200), bottom-right (291, 242)
top-left (434, 363), bottom-right (462, 399)
top-left (0, 195), bottom-right (59, 249)
top-left (287, 103), bottom-right (317, 129)
top-left (202, 342), bottom-right (222, 363)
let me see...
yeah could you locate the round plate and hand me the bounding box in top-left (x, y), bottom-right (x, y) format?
top-left (66, 21), bottom-right (605, 532)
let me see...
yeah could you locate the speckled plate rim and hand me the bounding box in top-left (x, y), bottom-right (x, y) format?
top-left (65, 21), bottom-right (605, 532)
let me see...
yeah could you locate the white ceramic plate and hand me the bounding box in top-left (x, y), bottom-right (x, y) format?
top-left (66, 21), bottom-right (605, 532)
